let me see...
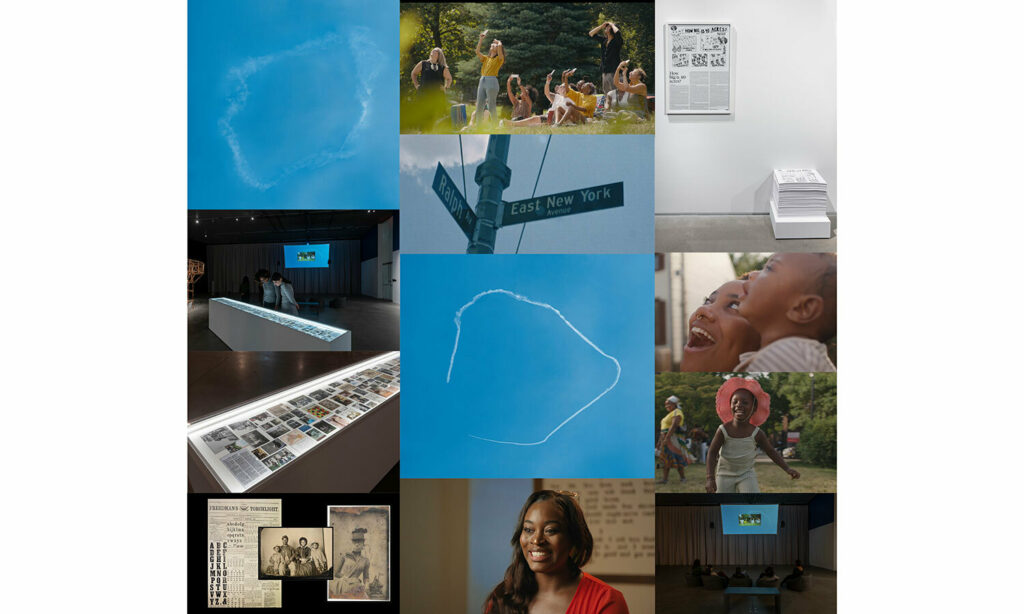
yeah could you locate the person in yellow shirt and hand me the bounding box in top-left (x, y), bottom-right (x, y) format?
top-left (473, 30), bottom-right (504, 127)
top-left (657, 395), bottom-right (688, 484)
top-left (558, 69), bottom-right (598, 125)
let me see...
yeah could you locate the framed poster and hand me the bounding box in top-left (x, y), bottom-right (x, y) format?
top-left (664, 23), bottom-right (732, 114)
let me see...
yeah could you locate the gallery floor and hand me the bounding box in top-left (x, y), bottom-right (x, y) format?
top-left (187, 296), bottom-right (400, 351)
top-left (655, 214), bottom-right (838, 252)
top-left (656, 565), bottom-right (836, 614)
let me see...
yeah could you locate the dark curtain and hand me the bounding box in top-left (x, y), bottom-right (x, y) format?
top-left (656, 506), bottom-right (808, 566)
top-left (204, 241), bottom-right (362, 297)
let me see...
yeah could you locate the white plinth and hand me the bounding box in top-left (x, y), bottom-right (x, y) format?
top-left (769, 198), bottom-right (832, 239)
top-left (209, 298), bottom-right (352, 351)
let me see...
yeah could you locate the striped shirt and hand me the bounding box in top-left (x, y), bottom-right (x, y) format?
top-left (733, 337), bottom-right (836, 372)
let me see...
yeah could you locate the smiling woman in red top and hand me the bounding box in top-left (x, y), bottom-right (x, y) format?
top-left (484, 490), bottom-right (630, 614)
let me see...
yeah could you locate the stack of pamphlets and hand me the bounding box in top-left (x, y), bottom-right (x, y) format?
top-left (769, 169), bottom-right (832, 239)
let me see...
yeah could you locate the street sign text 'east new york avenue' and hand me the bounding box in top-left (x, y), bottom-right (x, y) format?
top-left (501, 181), bottom-right (624, 226)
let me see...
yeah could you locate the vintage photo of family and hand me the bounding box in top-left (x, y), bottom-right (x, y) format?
top-left (257, 528), bottom-right (333, 581)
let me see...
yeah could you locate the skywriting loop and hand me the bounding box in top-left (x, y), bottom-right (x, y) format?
top-left (219, 28), bottom-right (383, 190)
top-left (446, 289), bottom-right (621, 446)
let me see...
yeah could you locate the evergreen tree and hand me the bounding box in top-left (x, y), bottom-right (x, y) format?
top-left (455, 3), bottom-right (600, 109)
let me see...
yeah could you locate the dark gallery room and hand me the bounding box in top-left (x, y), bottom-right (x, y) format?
top-left (656, 493), bottom-right (836, 613)
top-left (187, 210), bottom-right (400, 352)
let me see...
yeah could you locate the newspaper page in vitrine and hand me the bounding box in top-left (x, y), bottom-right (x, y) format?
top-left (665, 24), bottom-right (732, 113)
top-left (208, 499), bottom-right (283, 608)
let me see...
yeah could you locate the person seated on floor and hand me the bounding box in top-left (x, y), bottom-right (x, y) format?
top-left (780, 559), bottom-right (805, 588)
top-left (707, 566), bottom-right (729, 581)
top-left (731, 567), bottom-right (749, 580)
top-left (690, 559), bottom-right (703, 578)
top-left (758, 566), bottom-right (779, 581)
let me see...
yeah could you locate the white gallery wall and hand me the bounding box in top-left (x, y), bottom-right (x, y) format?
top-left (360, 217), bottom-right (398, 299)
top-left (809, 519), bottom-right (837, 571)
top-left (655, 0), bottom-right (836, 214)
top-left (392, 251), bottom-right (400, 305)
top-left (360, 256), bottom-right (378, 297)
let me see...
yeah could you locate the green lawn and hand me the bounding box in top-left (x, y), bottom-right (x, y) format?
top-left (402, 102), bottom-right (654, 135)
top-left (655, 460), bottom-right (837, 494)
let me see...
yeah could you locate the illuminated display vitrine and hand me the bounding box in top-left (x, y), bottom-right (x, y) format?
top-left (187, 352), bottom-right (399, 493)
top-left (209, 297), bottom-right (352, 351)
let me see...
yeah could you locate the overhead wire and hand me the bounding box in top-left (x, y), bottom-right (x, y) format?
top-left (514, 135), bottom-right (552, 254)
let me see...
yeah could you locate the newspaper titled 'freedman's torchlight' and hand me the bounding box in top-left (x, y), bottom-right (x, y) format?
top-left (208, 498), bottom-right (283, 608)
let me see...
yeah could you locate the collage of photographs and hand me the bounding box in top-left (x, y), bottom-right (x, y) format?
top-left (186, 1), bottom-right (836, 612)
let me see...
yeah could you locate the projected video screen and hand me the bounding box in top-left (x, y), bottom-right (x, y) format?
top-left (721, 504), bottom-right (779, 535)
top-left (283, 244), bottom-right (330, 268)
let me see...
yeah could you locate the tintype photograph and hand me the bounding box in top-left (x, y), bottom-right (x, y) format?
top-left (328, 505), bottom-right (390, 601)
top-left (257, 527), bottom-right (333, 580)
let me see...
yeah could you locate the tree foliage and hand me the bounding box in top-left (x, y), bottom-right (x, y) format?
top-left (400, 3), bottom-right (656, 107)
top-left (729, 253), bottom-right (770, 277)
top-left (654, 372), bottom-right (836, 466)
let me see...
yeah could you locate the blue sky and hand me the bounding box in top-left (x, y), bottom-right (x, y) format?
top-left (188, 0), bottom-right (397, 209)
top-left (400, 135), bottom-right (654, 252)
top-left (401, 255), bottom-right (653, 478)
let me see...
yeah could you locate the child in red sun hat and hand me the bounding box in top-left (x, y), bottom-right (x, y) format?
top-left (706, 378), bottom-right (800, 493)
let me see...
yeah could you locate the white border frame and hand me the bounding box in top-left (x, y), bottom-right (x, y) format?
top-left (663, 23), bottom-right (734, 115)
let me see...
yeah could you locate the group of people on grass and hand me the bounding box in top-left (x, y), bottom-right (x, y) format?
top-left (409, 20), bottom-right (648, 130)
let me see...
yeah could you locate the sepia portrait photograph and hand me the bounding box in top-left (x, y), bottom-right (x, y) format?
top-left (257, 527), bottom-right (333, 581)
top-left (328, 505), bottom-right (391, 601)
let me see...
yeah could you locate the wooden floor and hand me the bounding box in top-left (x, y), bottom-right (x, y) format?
top-left (656, 565), bottom-right (836, 614)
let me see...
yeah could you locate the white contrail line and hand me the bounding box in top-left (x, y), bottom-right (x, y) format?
top-left (218, 28), bottom-right (384, 190)
top-left (446, 289), bottom-right (621, 446)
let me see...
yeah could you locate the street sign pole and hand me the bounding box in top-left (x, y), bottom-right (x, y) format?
top-left (467, 135), bottom-right (512, 254)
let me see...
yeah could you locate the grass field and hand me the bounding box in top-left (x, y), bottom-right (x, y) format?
top-left (655, 460), bottom-right (837, 493)
top-left (402, 102), bottom-right (654, 135)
